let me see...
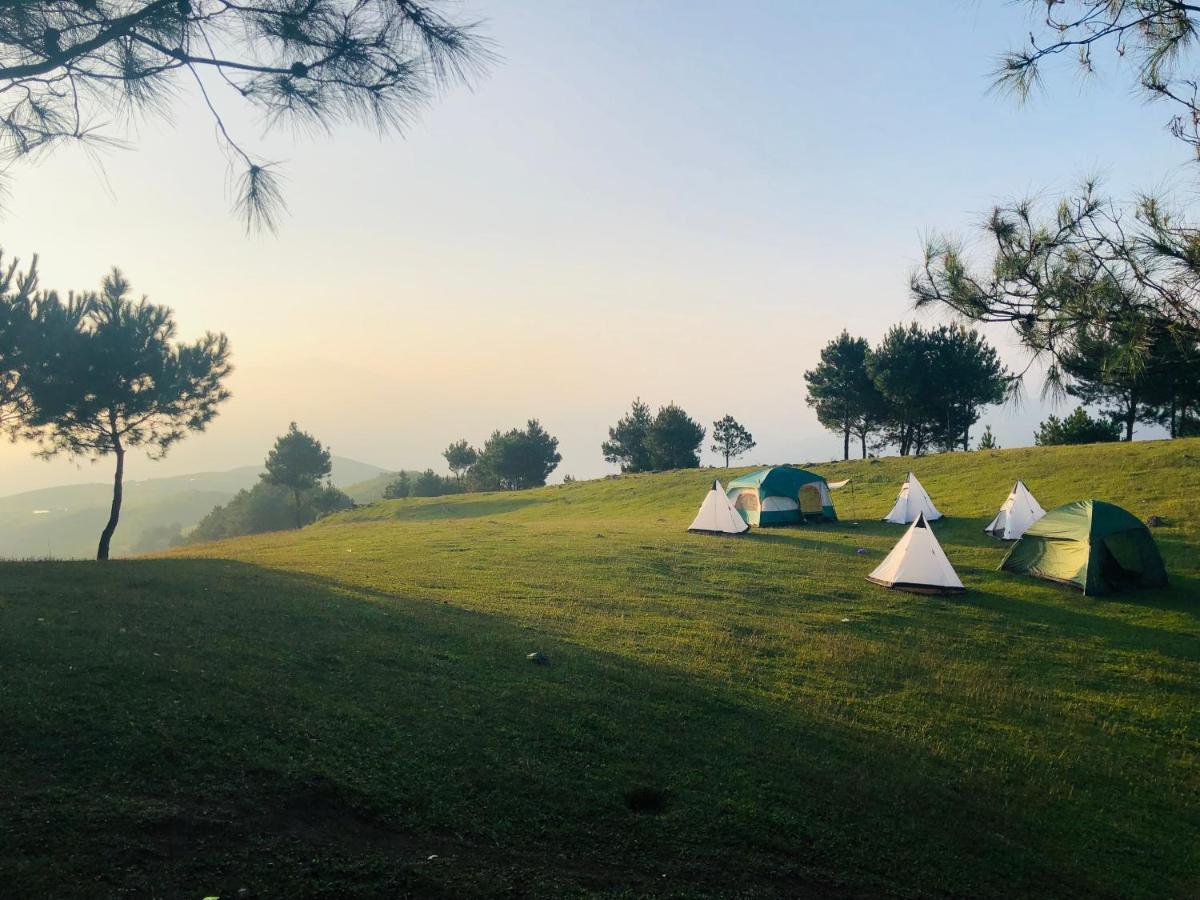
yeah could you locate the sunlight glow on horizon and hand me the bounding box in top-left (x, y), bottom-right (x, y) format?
top-left (0, 1), bottom-right (1186, 494)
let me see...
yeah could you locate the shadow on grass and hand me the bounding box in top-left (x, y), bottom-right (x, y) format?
top-left (0, 558), bottom-right (1191, 899)
top-left (383, 495), bottom-right (540, 522)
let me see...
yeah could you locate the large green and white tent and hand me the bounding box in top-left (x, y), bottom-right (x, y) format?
top-left (726, 467), bottom-right (837, 527)
top-left (1000, 500), bottom-right (1168, 596)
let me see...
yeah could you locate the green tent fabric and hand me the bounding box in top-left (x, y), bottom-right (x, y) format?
top-left (1000, 500), bottom-right (1168, 596)
top-left (725, 467), bottom-right (837, 526)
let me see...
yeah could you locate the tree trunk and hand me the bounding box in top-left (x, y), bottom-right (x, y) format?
top-left (1125, 398), bottom-right (1136, 442)
top-left (724, 450), bottom-right (730, 467)
top-left (293, 487), bottom-right (303, 529)
top-left (96, 434), bottom-right (125, 561)
top-left (860, 432), bottom-right (867, 459)
top-left (842, 425), bottom-right (850, 461)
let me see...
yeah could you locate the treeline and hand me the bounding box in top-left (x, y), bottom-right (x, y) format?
top-left (1049, 320), bottom-right (1200, 441)
top-left (601, 401), bottom-right (756, 472)
top-left (804, 324), bottom-right (1010, 459)
top-left (383, 420), bottom-right (561, 498)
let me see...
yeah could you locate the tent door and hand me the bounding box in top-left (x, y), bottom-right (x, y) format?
top-left (1099, 533), bottom-right (1146, 587)
top-left (799, 483), bottom-right (823, 519)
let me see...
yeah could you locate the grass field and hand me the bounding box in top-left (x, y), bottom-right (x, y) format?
top-left (2, 439), bottom-right (1198, 898)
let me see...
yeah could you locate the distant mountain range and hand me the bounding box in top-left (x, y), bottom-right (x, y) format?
top-left (0, 457), bottom-right (394, 560)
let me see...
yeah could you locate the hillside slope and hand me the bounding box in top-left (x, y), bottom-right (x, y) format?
top-left (0, 455), bottom-right (389, 559)
top-left (1, 440), bottom-right (1197, 898)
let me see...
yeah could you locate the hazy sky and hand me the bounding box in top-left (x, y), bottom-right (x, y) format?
top-left (0, 1), bottom-right (1189, 495)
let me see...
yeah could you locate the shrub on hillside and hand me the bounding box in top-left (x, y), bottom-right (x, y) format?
top-left (383, 472), bottom-right (411, 499)
top-left (1035, 407), bottom-right (1122, 446)
top-left (188, 482), bottom-right (352, 543)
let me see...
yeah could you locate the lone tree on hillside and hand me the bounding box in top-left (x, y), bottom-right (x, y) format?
top-left (710, 415), bottom-right (755, 467)
top-left (0, 2), bottom-right (491, 230)
top-left (443, 439), bottom-right (478, 483)
top-left (977, 425), bottom-right (999, 450)
top-left (263, 423), bottom-right (332, 528)
top-left (0, 261), bottom-right (232, 559)
top-left (645, 403), bottom-right (705, 470)
top-left (602, 398), bottom-right (655, 473)
top-left (804, 331), bottom-right (886, 459)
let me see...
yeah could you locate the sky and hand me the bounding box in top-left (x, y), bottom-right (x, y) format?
top-left (0, 0), bottom-right (1191, 495)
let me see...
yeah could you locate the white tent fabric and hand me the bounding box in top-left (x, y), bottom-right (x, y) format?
top-left (867, 512), bottom-right (964, 593)
top-left (883, 472), bottom-right (942, 524)
top-left (688, 479), bottom-right (750, 534)
top-left (984, 480), bottom-right (1046, 540)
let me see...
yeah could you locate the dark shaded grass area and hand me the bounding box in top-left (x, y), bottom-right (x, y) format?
top-left (2, 558), bottom-right (1175, 899)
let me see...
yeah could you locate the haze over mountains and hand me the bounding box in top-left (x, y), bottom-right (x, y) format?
top-left (0, 457), bottom-right (393, 560)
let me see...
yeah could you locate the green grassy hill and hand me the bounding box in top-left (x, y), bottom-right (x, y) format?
top-left (1, 440), bottom-right (1197, 898)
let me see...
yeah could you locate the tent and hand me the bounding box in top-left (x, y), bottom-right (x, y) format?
top-left (867, 512), bottom-right (964, 594)
top-left (1000, 500), bottom-right (1168, 596)
top-left (725, 467), bottom-right (837, 526)
top-left (688, 479), bottom-right (750, 535)
top-left (883, 472), bottom-right (942, 524)
top-left (985, 480), bottom-right (1047, 540)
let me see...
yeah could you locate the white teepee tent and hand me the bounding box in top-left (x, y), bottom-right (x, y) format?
top-left (867, 512), bottom-right (964, 593)
top-left (984, 480), bottom-right (1046, 540)
top-left (883, 472), bottom-right (942, 524)
top-left (688, 479), bottom-right (750, 535)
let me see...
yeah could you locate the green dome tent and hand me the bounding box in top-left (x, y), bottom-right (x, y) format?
top-left (1000, 500), bottom-right (1167, 596)
top-left (725, 467), bottom-right (837, 526)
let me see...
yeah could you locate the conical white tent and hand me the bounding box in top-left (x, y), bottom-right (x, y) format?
top-left (883, 472), bottom-right (942, 524)
top-left (867, 512), bottom-right (964, 593)
top-left (984, 480), bottom-right (1046, 540)
top-left (688, 479), bottom-right (750, 535)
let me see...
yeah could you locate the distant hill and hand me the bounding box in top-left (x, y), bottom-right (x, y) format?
top-left (342, 470), bottom-right (411, 504)
top-left (0, 456), bottom-right (389, 559)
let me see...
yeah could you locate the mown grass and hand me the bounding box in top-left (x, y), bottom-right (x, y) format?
top-left (1, 439), bottom-right (1197, 898)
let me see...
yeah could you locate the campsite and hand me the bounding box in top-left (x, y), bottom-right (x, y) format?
top-left (2, 438), bottom-right (1197, 898)
top-left (3, 2), bottom-right (1200, 898)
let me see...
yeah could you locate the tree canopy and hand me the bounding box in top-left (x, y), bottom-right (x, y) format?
top-left (710, 415), bottom-right (755, 468)
top-left (995, 1), bottom-right (1200, 160)
top-left (1035, 406), bottom-right (1122, 446)
top-left (0, 1), bottom-right (490, 230)
top-left (804, 331), bottom-right (886, 460)
top-left (601, 398), bottom-right (654, 473)
top-left (443, 439), bottom-right (478, 482)
top-left (471, 419), bottom-right (561, 491)
top-left (912, 183), bottom-right (1200, 375)
top-left (263, 422), bottom-right (332, 527)
top-left (644, 403), bottom-right (705, 471)
top-left (0, 258), bottom-right (232, 558)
